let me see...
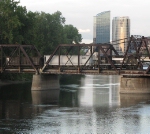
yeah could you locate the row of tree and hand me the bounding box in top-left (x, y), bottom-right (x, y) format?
top-left (0, 0), bottom-right (82, 55)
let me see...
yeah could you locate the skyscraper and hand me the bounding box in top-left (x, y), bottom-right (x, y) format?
top-left (112, 16), bottom-right (130, 54)
top-left (93, 11), bottom-right (110, 44)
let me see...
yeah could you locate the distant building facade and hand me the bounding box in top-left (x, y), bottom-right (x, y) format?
top-left (112, 16), bottom-right (130, 55)
top-left (93, 11), bottom-right (110, 44)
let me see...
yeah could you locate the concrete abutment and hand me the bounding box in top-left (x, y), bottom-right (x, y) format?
top-left (31, 74), bottom-right (150, 94)
top-left (120, 76), bottom-right (150, 93)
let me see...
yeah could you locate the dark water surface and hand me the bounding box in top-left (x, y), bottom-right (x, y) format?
top-left (0, 75), bottom-right (150, 134)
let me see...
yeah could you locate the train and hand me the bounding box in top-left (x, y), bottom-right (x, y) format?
top-left (4, 54), bottom-right (150, 70)
top-left (44, 55), bottom-right (95, 66)
top-left (43, 55), bottom-right (143, 70)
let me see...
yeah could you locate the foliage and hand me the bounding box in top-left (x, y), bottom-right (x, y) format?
top-left (0, 73), bottom-right (32, 81)
top-left (63, 25), bottom-right (82, 44)
top-left (0, 0), bottom-right (22, 44)
top-left (0, 0), bottom-right (82, 53)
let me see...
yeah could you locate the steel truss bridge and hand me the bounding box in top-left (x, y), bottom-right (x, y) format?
top-left (0, 35), bottom-right (150, 76)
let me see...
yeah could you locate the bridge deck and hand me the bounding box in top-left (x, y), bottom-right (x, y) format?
top-left (41, 69), bottom-right (150, 76)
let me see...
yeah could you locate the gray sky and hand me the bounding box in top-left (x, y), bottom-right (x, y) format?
top-left (19, 0), bottom-right (150, 43)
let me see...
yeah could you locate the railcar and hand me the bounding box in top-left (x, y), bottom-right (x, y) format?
top-left (44, 55), bottom-right (94, 66)
top-left (43, 55), bottom-right (140, 69)
top-left (5, 55), bottom-right (149, 70)
top-left (6, 57), bottom-right (40, 66)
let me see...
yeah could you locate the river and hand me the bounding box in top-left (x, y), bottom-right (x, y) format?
top-left (0, 75), bottom-right (150, 134)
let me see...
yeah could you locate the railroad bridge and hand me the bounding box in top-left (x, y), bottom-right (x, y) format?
top-left (0, 35), bottom-right (150, 93)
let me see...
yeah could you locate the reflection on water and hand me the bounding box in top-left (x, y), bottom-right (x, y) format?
top-left (120, 94), bottom-right (150, 107)
top-left (0, 75), bottom-right (150, 133)
top-left (79, 75), bottom-right (120, 108)
top-left (0, 83), bottom-right (32, 120)
top-left (32, 90), bottom-right (60, 105)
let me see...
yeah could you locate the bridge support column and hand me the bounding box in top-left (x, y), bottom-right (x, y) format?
top-left (31, 74), bottom-right (60, 91)
top-left (120, 75), bottom-right (150, 93)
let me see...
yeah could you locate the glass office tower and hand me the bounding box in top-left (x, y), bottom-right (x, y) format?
top-left (93, 11), bottom-right (110, 44)
top-left (112, 16), bottom-right (130, 55)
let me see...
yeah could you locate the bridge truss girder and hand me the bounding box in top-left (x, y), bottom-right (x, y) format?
top-left (121, 36), bottom-right (150, 74)
top-left (41, 35), bottom-right (150, 75)
top-left (0, 44), bottom-right (41, 74)
top-left (41, 43), bottom-right (120, 73)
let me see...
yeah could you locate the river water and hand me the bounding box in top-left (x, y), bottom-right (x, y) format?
top-left (0, 75), bottom-right (150, 134)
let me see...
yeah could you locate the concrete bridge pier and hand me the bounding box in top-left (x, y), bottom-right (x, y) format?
top-left (31, 74), bottom-right (60, 91)
top-left (120, 75), bottom-right (150, 93)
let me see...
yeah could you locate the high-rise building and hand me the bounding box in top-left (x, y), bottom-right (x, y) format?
top-left (112, 16), bottom-right (130, 54)
top-left (93, 11), bottom-right (110, 44)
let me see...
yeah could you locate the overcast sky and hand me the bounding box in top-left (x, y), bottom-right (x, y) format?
top-left (19, 0), bottom-right (150, 43)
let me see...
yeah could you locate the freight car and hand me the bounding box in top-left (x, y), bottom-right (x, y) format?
top-left (5, 54), bottom-right (149, 70)
top-left (43, 55), bottom-right (138, 70)
top-left (5, 57), bottom-right (41, 67)
top-left (44, 55), bottom-right (94, 66)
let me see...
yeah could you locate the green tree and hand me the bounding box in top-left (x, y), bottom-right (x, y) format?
top-left (0, 0), bottom-right (22, 44)
top-left (13, 4), bottom-right (28, 44)
top-left (27, 11), bottom-right (66, 55)
top-left (63, 24), bottom-right (82, 44)
top-left (21, 11), bottom-right (39, 45)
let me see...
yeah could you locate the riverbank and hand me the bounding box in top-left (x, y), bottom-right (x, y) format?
top-left (0, 80), bottom-right (31, 87)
